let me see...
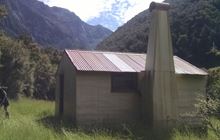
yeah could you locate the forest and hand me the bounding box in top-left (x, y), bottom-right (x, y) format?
top-left (0, 32), bottom-right (61, 100)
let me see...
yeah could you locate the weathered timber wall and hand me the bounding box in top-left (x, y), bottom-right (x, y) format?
top-left (75, 72), bottom-right (141, 125)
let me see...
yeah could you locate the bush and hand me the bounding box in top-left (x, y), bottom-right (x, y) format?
top-left (207, 67), bottom-right (220, 100)
top-left (195, 96), bottom-right (220, 138)
top-left (0, 33), bottom-right (61, 100)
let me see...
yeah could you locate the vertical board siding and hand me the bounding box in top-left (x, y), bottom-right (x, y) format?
top-left (176, 75), bottom-right (207, 115)
top-left (76, 72), bottom-right (141, 125)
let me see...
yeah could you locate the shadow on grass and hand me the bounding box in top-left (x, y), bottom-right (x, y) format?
top-left (37, 115), bottom-right (174, 140)
top-left (37, 115), bottom-right (205, 140)
top-left (37, 115), bottom-right (76, 133)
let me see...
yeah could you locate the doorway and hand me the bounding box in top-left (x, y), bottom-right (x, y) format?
top-left (59, 74), bottom-right (64, 116)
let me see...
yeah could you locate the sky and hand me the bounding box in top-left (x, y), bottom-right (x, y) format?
top-left (38, 0), bottom-right (163, 30)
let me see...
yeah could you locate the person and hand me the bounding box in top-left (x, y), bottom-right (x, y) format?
top-left (0, 87), bottom-right (9, 118)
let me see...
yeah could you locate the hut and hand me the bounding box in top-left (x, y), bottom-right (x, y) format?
top-left (55, 2), bottom-right (208, 127)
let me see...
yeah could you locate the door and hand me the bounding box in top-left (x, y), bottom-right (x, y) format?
top-left (59, 74), bottom-right (64, 116)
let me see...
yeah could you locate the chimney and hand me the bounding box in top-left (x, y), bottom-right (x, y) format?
top-left (145, 2), bottom-right (178, 128)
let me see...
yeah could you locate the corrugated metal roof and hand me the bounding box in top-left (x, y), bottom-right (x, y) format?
top-left (104, 53), bottom-right (135, 72)
top-left (65, 50), bottom-right (208, 75)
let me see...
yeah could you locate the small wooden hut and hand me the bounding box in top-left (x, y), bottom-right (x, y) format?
top-left (55, 2), bottom-right (208, 127)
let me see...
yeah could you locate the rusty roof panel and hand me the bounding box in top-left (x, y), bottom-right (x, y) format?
top-left (66, 51), bottom-right (92, 71)
top-left (65, 50), bottom-right (208, 75)
top-left (79, 52), bottom-right (107, 71)
top-left (94, 53), bottom-right (120, 72)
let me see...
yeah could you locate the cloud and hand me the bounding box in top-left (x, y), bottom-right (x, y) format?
top-left (38, 0), bottom-right (117, 20)
top-left (111, 0), bottom-right (164, 23)
top-left (38, 0), bottom-right (163, 25)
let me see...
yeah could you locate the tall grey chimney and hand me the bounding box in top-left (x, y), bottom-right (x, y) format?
top-left (145, 2), bottom-right (178, 128)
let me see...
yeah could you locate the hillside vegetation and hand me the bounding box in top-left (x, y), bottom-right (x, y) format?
top-left (97, 0), bottom-right (220, 68)
top-left (0, 33), bottom-right (61, 100)
top-left (0, 98), bottom-right (219, 140)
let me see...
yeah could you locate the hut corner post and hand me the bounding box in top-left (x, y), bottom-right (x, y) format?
top-left (145, 2), bottom-right (178, 128)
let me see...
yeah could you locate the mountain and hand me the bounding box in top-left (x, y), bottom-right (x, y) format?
top-left (0, 0), bottom-right (112, 49)
top-left (97, 0), bottom-right (220, 68)
top-left (87, 0), bottom-right (133, 31)
top-left (87, 11), bottom-right (119, 31)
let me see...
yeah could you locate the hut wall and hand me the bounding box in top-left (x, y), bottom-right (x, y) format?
top-left (75, 72), bottom-right (141, 125)
top-left (55, 54), bottom-right (76, 121)
top-left (140, 73), bottom-right (207, 125)
top-left (176, 75), bottom-right (207, 115)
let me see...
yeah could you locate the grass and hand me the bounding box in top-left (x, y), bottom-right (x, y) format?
top-left (0, 98), bottom-right (219, 140)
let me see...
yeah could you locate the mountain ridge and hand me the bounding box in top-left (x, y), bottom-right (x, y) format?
top-left (0, 0), bottom-right (112, 49)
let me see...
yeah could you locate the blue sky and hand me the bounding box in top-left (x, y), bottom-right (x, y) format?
top-left (38, 0), bottom-right (163, 30)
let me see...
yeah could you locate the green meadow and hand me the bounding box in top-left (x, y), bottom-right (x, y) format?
top-left (0, 98), bottom-right (219, 140)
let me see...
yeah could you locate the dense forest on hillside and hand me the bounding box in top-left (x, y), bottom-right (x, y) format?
top-left (0, 32), bottom-right (61, 100)
top-left (97, 0), bottom-right (220, 68)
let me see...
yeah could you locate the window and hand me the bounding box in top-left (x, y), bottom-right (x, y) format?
top-left (111, 73), bottom-right (138, 92)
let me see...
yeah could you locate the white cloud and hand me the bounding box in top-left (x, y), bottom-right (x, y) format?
top-left (38, 0), bottom-right (163, 24)
top-left (38, 0), bottom-right (116, 20)
top-left (114, 0), bottom-right (164, 23)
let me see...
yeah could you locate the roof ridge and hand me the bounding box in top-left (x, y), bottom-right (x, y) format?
top-left (65, 49), bottom-right (185, 57)
top-left (65, 49), bottom-right (145, 55)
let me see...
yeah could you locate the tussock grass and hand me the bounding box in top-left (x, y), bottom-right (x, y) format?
top-left (0, 98), bottom-right (219, 140)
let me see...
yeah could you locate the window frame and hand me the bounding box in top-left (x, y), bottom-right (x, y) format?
top-left (110, 72), bottom-right (138, 93)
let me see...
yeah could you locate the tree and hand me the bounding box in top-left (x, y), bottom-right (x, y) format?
top-left (0, 38), bottom-right (30, 99)
top-left (33, 54), bottom-right (56, 100)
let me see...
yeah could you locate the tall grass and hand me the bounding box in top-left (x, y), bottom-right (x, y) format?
top-left (0, 98), bottom-right (219, 140)
top-left (0, 98), bottom-right (121, 140)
